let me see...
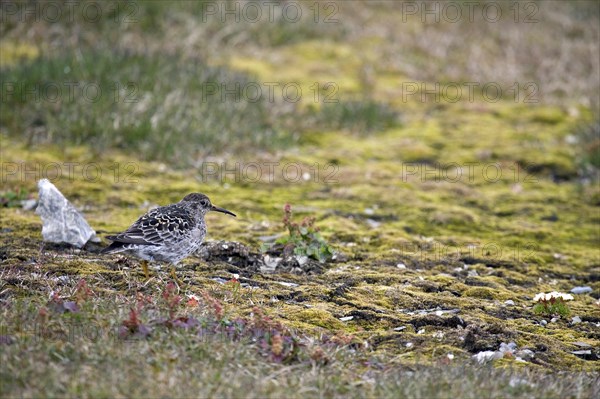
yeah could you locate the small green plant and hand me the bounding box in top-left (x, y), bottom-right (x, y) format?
top-left (532, 292), bottom-right (573, 316)
top-left (0, 188), bottom-right (29, 208)
top-left (274, 203), bottom-right (335, 262)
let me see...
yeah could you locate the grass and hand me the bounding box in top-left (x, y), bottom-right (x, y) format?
top-left (306, 100), bottom-right (402, 135)
top-left (1, 278), bottom-right (597, 398)
top-left (1, 51), bottom-right (294, 165)
top-left (574, 116), bottom-right (600, 180)
top-left (1, 0), bottom-right (599, 397)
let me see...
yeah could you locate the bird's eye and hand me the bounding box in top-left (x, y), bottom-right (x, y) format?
top-left (200, 199), bottom-right (209, 207)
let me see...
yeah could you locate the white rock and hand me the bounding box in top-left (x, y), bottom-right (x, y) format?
top-left (294, 255), bottom-right (309, 266)
top-left (571, 316), bottom-right (582, 324)
top-left (339, 316), bottom-right (354, 322)
top-left (504, 300), bottom-right (515, 306)
top-left (35, 179), bottom-right (97, 248)
top-left (21, 199), bottom-right (37, 211)
top-left (499, 342), bottom-right (517, 354)
top-left (509, 377), bottom-right (534, 388)
top-left (262, 255), bottom-right (281, 272)
top-left (473, 351), bottom-right (503, 364)
top-left (366, 219), bottom-right (381, 228)
top-left (515, 349), bottom-right (534, 361)
top-left (570, 286), bottom-right (592, 294)
top-left (275, 281), bottom-right (299, 288)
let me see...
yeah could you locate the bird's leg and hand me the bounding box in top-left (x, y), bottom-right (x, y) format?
top-left (170, 266), bottom-right (182, 286)
top-left (141, 260), bottom-right (150, 280)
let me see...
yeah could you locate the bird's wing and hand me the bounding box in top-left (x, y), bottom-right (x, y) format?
top-left (106, 205), bottom-right (195, 246)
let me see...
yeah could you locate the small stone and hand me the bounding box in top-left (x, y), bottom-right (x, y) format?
top-left (447, 353), bottom-right (454, 360)
top-left (540, 320), bottom-right (548, 326)
top-left (21, 199), bottom-right (37, 211)
top-left (499, 342), bottom-right (517, 354)
top-left (565, 134), bottom-right (578, 144)
top-left (366, 219), bottom-right (381, 228)
top-left (572, 341), bottom-right (591, 348)
top-left (571, 350), bottom-right (592, 356)
top-left (339, 316), bottom-right (354, 322)
top-left (417, 328), bottom-right (425, 334)
top-left (262, 255), bottom-right (281, 271)
top-left (504, 300), bottom-right (515, 306)
top-left (52, 276), bottom-right (71, 284)
top-left (397, 263), bottom-right (407, 269)
top-left (550, 317), bottom-right (559, 323)
top-left (275, 281), bottom-right (299, 288)
top-left (35, 179), bottom-right (98, 248)
top-left (405, 342), bottom-right (413, 348)
top-left (509, 377), bottom-right (533, 388)
top-left (393, 326), bottom-right (406, 331)
top-left (515, 349), bottom-right (534, 361)
top-left (473, 351), bottom-right (503, 364)
top-left (570, 286), bottom-right (592, 294)
top-left (294, 255), bottom-right (309, 266)
top-left (571, 316), bottom-right (582, 324)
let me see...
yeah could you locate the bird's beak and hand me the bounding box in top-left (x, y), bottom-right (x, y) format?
top-left (211, 204), bottom-right (236, 217)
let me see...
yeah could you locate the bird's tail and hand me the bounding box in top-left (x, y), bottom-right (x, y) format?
top-left (100, 240), bottom-right (128, 254)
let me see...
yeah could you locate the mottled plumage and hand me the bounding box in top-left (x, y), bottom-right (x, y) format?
top-left (102, 193), bottom-right (236, 267)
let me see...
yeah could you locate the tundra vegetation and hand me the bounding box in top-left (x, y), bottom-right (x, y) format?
top-left (1, 1), bottom-right (599, 397)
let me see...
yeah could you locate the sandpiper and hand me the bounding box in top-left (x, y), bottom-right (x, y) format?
top-left (102, 193), bottom-right (236, 280)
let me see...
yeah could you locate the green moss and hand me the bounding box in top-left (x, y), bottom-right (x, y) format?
top-left (1, 8), bottom-right (599, 374)
top-left (463, 287), bottom-right (499, 300)
top-left (0, 42), bottom-right (39, 66)
top-left (294, 308), bottom-right (344, 330)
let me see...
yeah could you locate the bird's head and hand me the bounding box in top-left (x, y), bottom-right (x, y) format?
top-left (181, 193), bottom-right (236, 217)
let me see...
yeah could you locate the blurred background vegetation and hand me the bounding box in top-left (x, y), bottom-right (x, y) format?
top-left (1, 2), bottom-right (599, 396)
top-left (1, 0), bottom-right (598, 171)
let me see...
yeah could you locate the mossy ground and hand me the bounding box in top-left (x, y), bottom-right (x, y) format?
top-left (1, 1), bottom-right (599, 397)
